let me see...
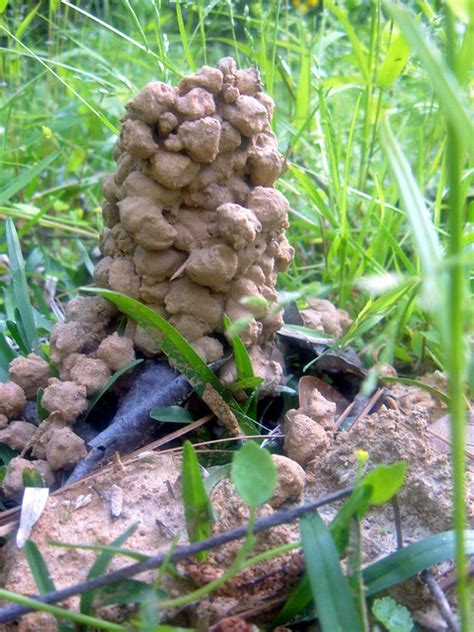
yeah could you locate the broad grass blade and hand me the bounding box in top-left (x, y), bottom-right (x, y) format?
top-left (364, 529), bottom-right (474, 596)
top-left (182, 441), bottom-right (213, 560)
top-left (300, 512), bottom-right (363, 632)
top-left (6, 219), bottom-right (38, 353)
top-left (379, 115), bottom-right (447, 339)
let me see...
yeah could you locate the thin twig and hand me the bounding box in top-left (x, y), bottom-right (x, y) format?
top-left (0, 486), bottom-right (353, 624)
top-left (421, 569), bottom-right (459, 632)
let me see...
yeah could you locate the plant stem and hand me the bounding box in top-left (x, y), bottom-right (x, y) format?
top-left (444, 7), bottom-right (469, 630)
top-left (0, 590), bottom-right (126, 631)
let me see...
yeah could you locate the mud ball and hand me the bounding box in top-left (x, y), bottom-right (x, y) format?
top-left (8, 353), bottom-right (50, 399)
top-left (0, 382), bottom-right (27, 420)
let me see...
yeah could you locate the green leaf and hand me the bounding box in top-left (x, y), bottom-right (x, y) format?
top-left (22, 468), bottom-right (45, 488)
top-left (330, 485), bottom-right (372, 553)
top-left (378, 29), bottom-right (411, 86)
top-left (6, 218), bottom-right (38, 353)
top-left (6, 320), bottom-right (29, 355)
top-left (95, 579), bottom-right (153, 607)
top-left (224, 314), bottom-right (255, 384)
top-left (372, 596), bottom-right (414, 632)
top-left (0, 443), bottom-right (17, 465)
top-left (300, 512), bottom-right (364, 632)
top-left (83, 289), bottom-right (255, 435)
top-left (229, 376), bottom-right (264, 392)
top-left (203, 464), bottom-right (232, 496)
top-left (271, 572), bottom-right (313, 628)
top-left (182, 441), bottom-right (214, 560)
top-left (0, 331), bottom-right (17, 378)
top-left (383, 1), bottom-right (474, 159)
top-left (364, 530), bottom-right (474, 596)
top-left (0, 0), bottom-right (9, 15)
top-left (362, 461), bottom-right (407, 506)
top-left (15, 2), bottom-right (42, 40)
top-left (24, 540), bottom-right (56, 593)
top-left (24, 541), bottom-right (75, 632)
top-left (0, 465), bottom-right (8, 484)
top-left (80, 358), bottom-right (143, 423)
top-left (150, 406), bottom-right (194, 424)
top-left (80, 523), bottom-right (138, 616)
top-left (231, 441), bottom-right (276, 508)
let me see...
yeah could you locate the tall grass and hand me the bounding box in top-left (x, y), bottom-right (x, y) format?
top-left (0, 0), bottom-right (472, 625)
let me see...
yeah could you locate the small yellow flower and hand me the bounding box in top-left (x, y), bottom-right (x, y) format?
top-left (355, 449), bottom-right (369, 465)
top-left (292, 0), bottom-right (322, 14)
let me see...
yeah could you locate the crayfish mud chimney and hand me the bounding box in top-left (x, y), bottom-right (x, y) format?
top-left (0, 60), bottom-right (294, 496)
top-left (95, 58), bottom-right (294, 369)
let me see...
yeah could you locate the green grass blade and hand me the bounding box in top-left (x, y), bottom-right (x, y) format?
top-left (80, 523), bottom-right (138, 616)
top-left (49, 541), bottom-right (149, 563)
top-left (325, 0), bottom-right (369, 82)
top-left (379, 115), bottom-right (446, 337)
top-left (6, 218), bottom-right (38, 353)
top-left (0, 27), bottom-right (119, 135)
top-left (24, 540), bottom-right (56, 594)
top-left (182, 441), bottom-right (214, 560)
top-left (60, 0), bottom-right (180, 75)
top-left (364, 530), bottom-right (474, 596)
top-left (0, 152), bottom-right (59, 206)
top-left (223, 315), bottom-right (255, 383)
top-left (122, 0), bottom-right (149, 50)
top-left (175, 0), bottom-right (195, 71)
top-left (14, 2), bottom-right (42, 40)
top-left (383, 1), bottom-right (474, 159)
top-left (300, 512), bottom-right (363, 632)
